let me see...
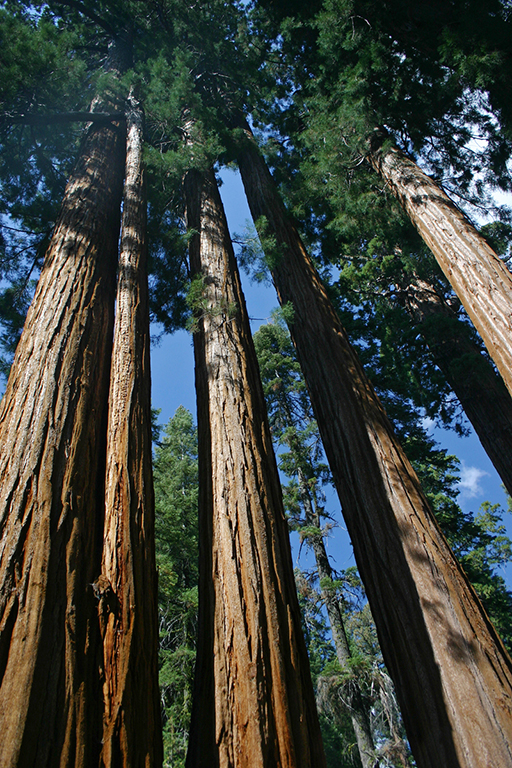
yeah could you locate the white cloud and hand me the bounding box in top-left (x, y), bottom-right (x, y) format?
top-left (421, 416), bottom-right (435, 434)
top-left (458, 461), bottom-right (489, 498)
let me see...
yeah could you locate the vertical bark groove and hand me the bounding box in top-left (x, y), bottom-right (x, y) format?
top-left (237, 125), bottom-right (512, 768)
top-left (0, 118), bottom-right (124, 768)
top-left (184, 167), bottom-right (326, 768)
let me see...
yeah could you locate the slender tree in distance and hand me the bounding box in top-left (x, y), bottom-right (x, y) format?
top-left (184, 159), bottom-right (326, 768)
top-left (154, 406), bottom-right (199, 767)
top-left (0, 112), bottom-right (124, 765)
top-left (254, 320), bottom-right (378, 768)
top-left (236, 122), bottom-right (512, 768)
top-left (98, 95), bottom-right (162, 768)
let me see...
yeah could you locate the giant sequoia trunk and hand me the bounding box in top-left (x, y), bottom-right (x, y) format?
top-left (0, 117), bottom-right (124, 767)
top-left (184, 167), bottom-right (326, 768)
top-left (400, 273), bottom-right (512, 498)
top-left (237, 126), bottom-right (512, 768)
top-left (99, 99), bottom-right (162, 768)
top-left (368, 136), bottom-right (512, 399)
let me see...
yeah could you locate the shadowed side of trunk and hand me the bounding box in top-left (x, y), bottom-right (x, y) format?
top-left (0, 117), bottom-right (124, 767)
top-left (237, 125), bottom-right (512, 768)
top-left (401, 273), bottom-right (512, 497)
top-left (368, 137), bottom-right (512, 399)
top-left (99, 99), bottom-right (162, 768)
top-left (184, 167), bottom-right (326, 768)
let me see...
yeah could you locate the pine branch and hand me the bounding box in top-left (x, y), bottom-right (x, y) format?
top-left (50, 0), bottom-right (117, 37)
top-left (5, 112), bottom-right (125, 126)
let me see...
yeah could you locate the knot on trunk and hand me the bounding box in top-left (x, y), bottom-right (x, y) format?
top-left (91, 575), bottom-right (118, 636)
top-left (367, 126), bottom-right (390, 158)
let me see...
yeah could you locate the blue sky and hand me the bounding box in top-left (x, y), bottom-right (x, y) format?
top-left (150, 167), bottom-right (512, 587)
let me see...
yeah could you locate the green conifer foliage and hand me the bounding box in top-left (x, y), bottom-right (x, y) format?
top-left (255, 316), bottom-right (512, 653)
top-left (153, 407), bottom-right (199, 768)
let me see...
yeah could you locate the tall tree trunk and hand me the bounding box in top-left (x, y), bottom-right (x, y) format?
top-left (237, 125), bottom-right (512, 768)
top-left (297, 470), bottom-right (378, 768)
top-left (184, 166), bottom-right (326, 768)
top-left (0, 117), bottom-right (124, 767)
top-left (400, 273), bottom-right (512, 498)
top-left (368, 135), bottom-right (512, 399)
top-left (99, 97), bottom-right (162, 768)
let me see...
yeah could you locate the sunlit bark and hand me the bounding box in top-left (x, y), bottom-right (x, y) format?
top-left (184, 166), bottom-right (326, 768)
top-left (369, 138), bottom-right (512, 399)
top-left (237, 124), bottom-right (512, 768)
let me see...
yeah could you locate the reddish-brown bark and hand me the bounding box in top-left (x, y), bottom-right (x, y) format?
top-left (0, 118), bottom-right (124, 767)
top-left (184, 167), bottom-right (326, 768)
top-left (98, 99), bottom-right (162, 768)
top-left (368, 139), bottom-right (512, 400)
top-left (237, 126), bottom-right (512, 768)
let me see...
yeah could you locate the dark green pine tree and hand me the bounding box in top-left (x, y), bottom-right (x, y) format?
top-left (153, 407), bottom-right (199, 768)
